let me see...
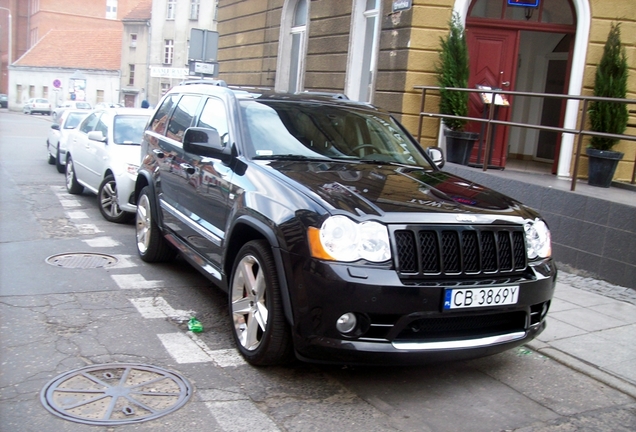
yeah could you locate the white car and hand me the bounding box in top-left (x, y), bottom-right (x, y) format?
top-left (52, 101), bottom-right (92, 121)
top-left (47, 110), bottom-right (89, 173)
top-left (23, 98), bottom-right (52, 115)
top-left (65, 108), bottom-right (151, 223)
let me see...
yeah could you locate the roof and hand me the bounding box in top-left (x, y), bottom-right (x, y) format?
top-left (123, 0), bottom-right (152, 21)
top-left (14, 30), bottom-right (123, 70)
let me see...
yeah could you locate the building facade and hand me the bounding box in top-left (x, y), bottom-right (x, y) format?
top-left (215, 0), bottom-right (635, 182)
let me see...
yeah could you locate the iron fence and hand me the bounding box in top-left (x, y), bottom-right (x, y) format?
top-left (414, 85), bottom-right (636, 191)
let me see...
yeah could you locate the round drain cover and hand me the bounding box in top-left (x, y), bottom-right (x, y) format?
top-left (46, 253), bottom-right (118, 269)
top-left (40, 363), bottom-right (192, 426)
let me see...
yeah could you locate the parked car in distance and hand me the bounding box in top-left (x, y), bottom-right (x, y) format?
top-left (65, 108), bottom-right (151, 223)
top-left (0, 94), bottom-right (8, 108)
top-left (23, 98), bottom-right (52, 115)
top-left (134, 83), bottom-right (556, 366)
top-left (52, 101), bottom-right (92, 121)
top-left (94, 102), bottom-right (123, 109)
top-left (47, 110), bottom-right (89, 173)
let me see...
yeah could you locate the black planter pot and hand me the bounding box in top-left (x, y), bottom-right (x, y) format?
top-left (586, 148), bottom-right (624, 188)
top-left (445, 130), bottom-right (479, 165)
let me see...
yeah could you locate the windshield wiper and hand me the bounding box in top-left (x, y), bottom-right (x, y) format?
top-left (253, 154), bottom-right (332, 162)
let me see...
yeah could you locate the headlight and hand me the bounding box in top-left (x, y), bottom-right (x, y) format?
top-left (308, 215), bottom-right (391, 263)
top-left (524, 219), bottom-right (551, 259)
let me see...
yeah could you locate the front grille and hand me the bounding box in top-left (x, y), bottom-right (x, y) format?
top-left (394, 225), bottom-right (526, 278)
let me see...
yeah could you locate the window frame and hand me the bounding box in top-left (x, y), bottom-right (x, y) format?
top-left (275, 0), bottom-right (310, 93)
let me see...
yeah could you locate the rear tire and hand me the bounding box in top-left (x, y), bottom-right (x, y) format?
top-left (136, 186), bottom-right (176, 262)
top-left (47, 142), bottom-right (55, 165)
top-left (65, 156), bottom-right (84, 194)
top-left (55, 146), bottom-right (65, 173)
top-left (229, 240), bottom-right (293, 366)
top-left (98, 175), bottom-right (133, 224)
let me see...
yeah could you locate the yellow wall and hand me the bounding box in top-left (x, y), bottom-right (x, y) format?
top-left (403, 0), bottom-right (636, 182)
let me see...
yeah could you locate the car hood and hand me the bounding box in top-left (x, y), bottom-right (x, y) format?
top-left (268, 160), bottom-right (531, 218)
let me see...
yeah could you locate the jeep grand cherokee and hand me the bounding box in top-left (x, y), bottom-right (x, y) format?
top-left (134, 83), bottom-right (556, 366)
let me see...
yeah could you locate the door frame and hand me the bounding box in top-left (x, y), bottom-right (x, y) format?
top-left (453, 0), bottom-right (589, 178)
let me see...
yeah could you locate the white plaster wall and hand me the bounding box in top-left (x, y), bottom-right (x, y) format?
top-left (7, 67), bottom-right (120, 110)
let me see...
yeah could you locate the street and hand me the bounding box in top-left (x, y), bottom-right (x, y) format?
top-left (1, 110), bottom-right (634, 431)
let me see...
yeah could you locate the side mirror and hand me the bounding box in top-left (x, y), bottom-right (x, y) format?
top-left (87, 130), bottom-right (107, 143)
top-left (51, 123), bottom-right (60, 131)
top-left (426, 146), bottom-right (445, 169)
top-left (183, 127), bottom-right (231, 161)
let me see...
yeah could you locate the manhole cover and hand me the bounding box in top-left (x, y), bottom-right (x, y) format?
top-left (40, 363), bottom-right (192, 426)
top-left (46, 253), bottom-right (118, 269)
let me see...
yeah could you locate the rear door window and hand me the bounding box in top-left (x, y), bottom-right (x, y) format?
top-left (79, 113), bottom-right (100, 134)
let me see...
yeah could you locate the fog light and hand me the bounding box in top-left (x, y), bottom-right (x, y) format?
top-left (336, 313), bottom-right (357, 334)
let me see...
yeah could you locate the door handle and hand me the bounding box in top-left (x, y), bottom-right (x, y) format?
top-left (152, 148), bottom-right (165, 158)
top-left (502, 81), bottom-right (510, 87)
top-left (180, 163), bottom-right (195, 175)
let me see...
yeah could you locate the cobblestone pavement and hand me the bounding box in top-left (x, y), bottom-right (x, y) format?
top-left (557, 267), bottom-right (636, 306)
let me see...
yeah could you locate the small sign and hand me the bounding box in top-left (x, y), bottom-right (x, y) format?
top-left (194, 62), bottom-right (216, 75)
top-left (53, 79), bottom-right (61, 89)
top-left (392, 0), bottom-right (412, 13)
top-left (150, 67), bottom-right (189, 79)
top-left (507, 0), bottom-right (540, 7)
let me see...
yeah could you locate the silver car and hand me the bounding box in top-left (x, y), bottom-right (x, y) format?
top-left (65, 108), bottom-right (150, 223)
top-left (47, 110), bottom-right (89, 173)
top-left (23, 98), bottom-right (52, 115)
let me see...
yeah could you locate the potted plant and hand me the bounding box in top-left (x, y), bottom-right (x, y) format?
top-left (586, 22), bottom-right (629, 188)
top-left (436, 12), bottom-right (478, 165)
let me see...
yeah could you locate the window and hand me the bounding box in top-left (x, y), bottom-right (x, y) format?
top-left (15, 85), bottom-right (22, 103)
top-left (30, 28), bottom-right (38, 48)
top-left (190, 0), bottom-right (200, 20)
top-left (150, 94), bottom-right (179, 134)
top-left (30, 0), bottom-right (40, 13)
top-left (129, 65), bottom-right (135, 86)
top-left (161, 83), bottom-right (171, 96)
top-left (164, 40), bottom-right (174, 65)
top-left (198, 98), bottom-right (230, 145)
top-left (130, 34), bottom-right (137, 48)
top-left (43, 86), bottom-right (48, 99)
top-left (167, 0), bottom-right (176, 20)
top-left (106, 0), bottom-right (118, 19)
top-left (346, 0), bottom-right (381, 103)
top-left (166, 95), bottom-right (201, 142)
top-left (96, 90), bottom-right (105, 104)
top-left (80, 113), bottom-right (100, 134)
top-left (277, 0), bottom-right (309, 93)
top-left (29, 85), bottom-right (35, 98)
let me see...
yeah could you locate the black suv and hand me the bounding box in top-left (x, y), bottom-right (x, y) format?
top-left (134, 83), bottom-right (556, 366)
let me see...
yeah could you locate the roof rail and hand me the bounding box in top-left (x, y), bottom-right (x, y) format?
top-left (298, 91), bottom-right (349, 100)
top-left (180, 78), bottom-right (228, 87)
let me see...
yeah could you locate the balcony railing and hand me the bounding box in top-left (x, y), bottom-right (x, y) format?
top-left (414, 86), bottom-right (636, 191)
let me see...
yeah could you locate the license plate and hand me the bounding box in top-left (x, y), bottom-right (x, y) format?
top-left (443, 286), bottom-right (519, 310)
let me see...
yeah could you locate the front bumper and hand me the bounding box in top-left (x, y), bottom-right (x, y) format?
top-left (284, 252), bottom-right (556, 365)
top-left (114, 172), bottom-right (137, 213)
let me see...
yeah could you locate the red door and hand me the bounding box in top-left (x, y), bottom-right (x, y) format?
top-left (466, 27), bottom-right (518, 167)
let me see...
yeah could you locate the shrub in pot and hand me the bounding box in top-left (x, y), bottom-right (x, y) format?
top-left (436, 12), bottom-right (478, 165)
top-left (587, 22), bottom-right (629, 187)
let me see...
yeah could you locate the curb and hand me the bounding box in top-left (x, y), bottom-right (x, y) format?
top-left (526, 341), bottom-right (636, 400)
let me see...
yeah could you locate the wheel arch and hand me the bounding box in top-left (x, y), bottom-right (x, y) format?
top-left (224, 216), bottom-right (294, 326)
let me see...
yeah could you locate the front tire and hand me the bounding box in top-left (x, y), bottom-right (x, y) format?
top-left (98, 175), bottom-right (133, 223)
top-left (65, 156), bottom-right (84, 194)
top-left (229, 240), bottom-right (293, 366)
top-left (136, 186), bottom-right (175, 262)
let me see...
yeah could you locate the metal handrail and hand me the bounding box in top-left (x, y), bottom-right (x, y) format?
top-left (414, 85), bottom-right (636, 191)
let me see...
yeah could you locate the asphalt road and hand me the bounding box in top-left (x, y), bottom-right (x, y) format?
top-left (1, 109), bottom-right (634, 431)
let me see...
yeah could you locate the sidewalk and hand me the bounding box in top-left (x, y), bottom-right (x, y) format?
top-left (526, 271), bottom-right (636, 399)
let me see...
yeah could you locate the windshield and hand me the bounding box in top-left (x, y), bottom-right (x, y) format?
top-left (239, 100), bottom-right (433, 168)
top-left (64, 112), bottom-right (87, 129)
top-left (113, 115), bottom-right (149, 145)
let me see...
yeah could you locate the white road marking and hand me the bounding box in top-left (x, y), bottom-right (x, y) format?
top-left (188, 333), bottom-right (246, 368)
top-left (59, 199), bottom-right (81, 208)
top-left (76, 224), bottom-right (103, 235)
top-left (157, 332), bottom-right (213, 363)
top-left (129, 297), bottom-right (194, 321)
top-left (66, 210), bottom-right (89, 219)
top-left (204, 400), bottom-right (281, 432)
top-left (111, 274), bottom-right (164, 289)
top-left (83, 236), bottom-right (119, 247)
top-left (110, 254), bottom-right (138, 268)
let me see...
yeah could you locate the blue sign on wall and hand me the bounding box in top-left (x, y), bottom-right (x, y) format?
top-left (392, 0), bottom-right (412, 13)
